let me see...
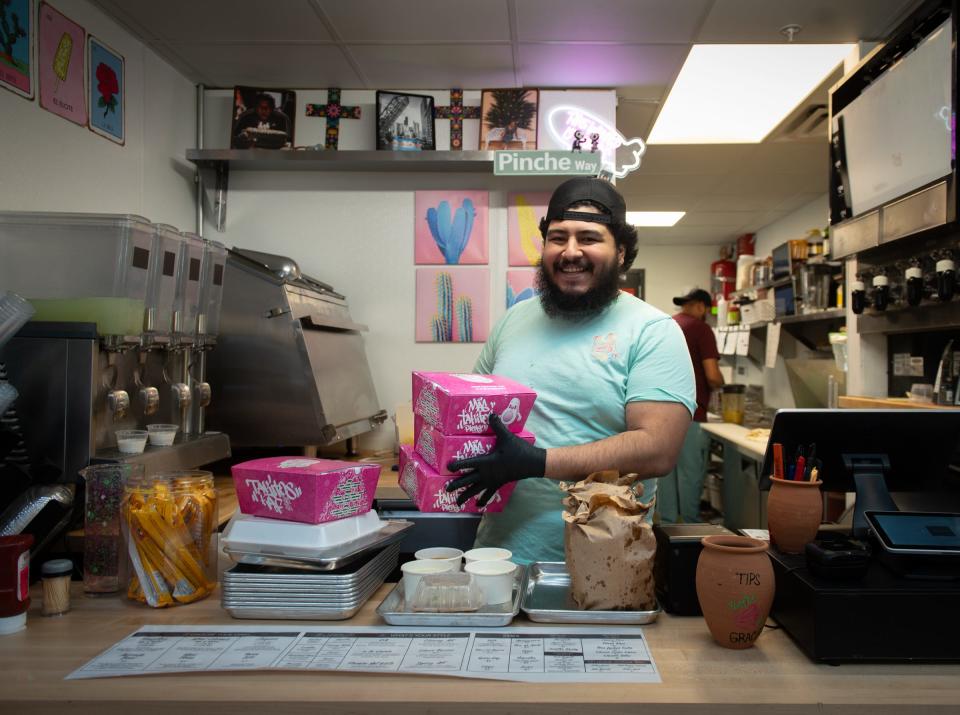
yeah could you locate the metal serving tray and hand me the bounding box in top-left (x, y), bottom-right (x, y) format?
top-left (222, 559), bottom-right (395, 602)
top-left (521, 562), bottom-right (661, 625)
top-left (223, 544), bottom-right (399, 586)
top-left (376, 565), bottom-right (526, 628)
top-left (223, 520), bottom-right (412, 572)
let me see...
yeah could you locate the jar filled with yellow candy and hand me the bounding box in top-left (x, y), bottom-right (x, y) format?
top-left (122, 471), bottom-right (217, 607)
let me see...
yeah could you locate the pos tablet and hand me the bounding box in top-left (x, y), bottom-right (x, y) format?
top-left (865, 511), bottom-right (960, 556)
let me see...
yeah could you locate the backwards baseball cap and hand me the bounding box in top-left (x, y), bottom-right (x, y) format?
top-left (539, 177), bottom-right (627, 236)
top-left (673, 287), bottom-right (713, 307)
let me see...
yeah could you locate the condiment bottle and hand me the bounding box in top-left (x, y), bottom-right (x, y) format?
top-left (937, 259), bottom-right (955, 302)
top-left (41, 559), bottom-right (73, 617)
top-left (851, 280), bottom-right (866, 314)
top-left (905, 266), bottom-right (924, 307)
top-left (872, 275), bottom-right (890, 311)
top-left (0, 534), bottom-right (33, 635)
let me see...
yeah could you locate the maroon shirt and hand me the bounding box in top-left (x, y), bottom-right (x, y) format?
top-left (672, 312), bottom-right (720, 422)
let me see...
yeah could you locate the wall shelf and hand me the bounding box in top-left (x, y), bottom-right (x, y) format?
top-left (777, 308), bottom-right (846, 325)
top-left (186, 149), bottom-right (496, 173)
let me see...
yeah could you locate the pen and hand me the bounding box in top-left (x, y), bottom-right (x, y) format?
top-left (795, 455), bottom-right (806, 482)
top-left (806, 443), bottom-right (817, 479)
top-left (773, 443), bottom-right (784, 479)
top-left (810, 466), bottom-right (819, 482)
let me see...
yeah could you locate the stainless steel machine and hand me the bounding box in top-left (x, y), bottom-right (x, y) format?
top-left (206, 248), bottom-right (387, 447)
top-left (0, 212), bottom-right (231, 483)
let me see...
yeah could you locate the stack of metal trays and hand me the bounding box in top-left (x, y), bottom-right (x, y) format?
top-left (222, 542), bottom-right (399, 620)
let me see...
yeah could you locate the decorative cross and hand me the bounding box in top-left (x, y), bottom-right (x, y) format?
top-left (434, 89), bottom-right (481, 150)
top-left (304, 88), bottom-right (362, 150)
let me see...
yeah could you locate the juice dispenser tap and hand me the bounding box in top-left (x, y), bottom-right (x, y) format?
top-left (184, 236), bottom-right (226, 437)
top-left (851, 277), bottom-right (867, 314)
top-left (872, 273), bottom-right (890, 312)
top-left (936, 256), bottom-right (956, 302)
top-left (905, 263), bottom-right (924, 307)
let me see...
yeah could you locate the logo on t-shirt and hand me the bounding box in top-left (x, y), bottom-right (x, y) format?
top-left (592, 332), bottom-right (619, 362)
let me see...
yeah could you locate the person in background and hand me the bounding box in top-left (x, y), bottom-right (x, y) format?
top-left (444, 177), bottom-right (696, 564)
top-left (657, 288), bottom-right (724, 523)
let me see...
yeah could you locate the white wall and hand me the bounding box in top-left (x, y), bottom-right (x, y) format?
top-left (0, 0), bottom-right (196, 227)
top-left (754, 194), bottom-right (828, 259)
top-left (633, 245), bottom-right (715, 314)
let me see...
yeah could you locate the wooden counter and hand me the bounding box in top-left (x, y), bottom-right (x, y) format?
top-left (838, 395), bottom-right (958, 410)
top-left (700, 421), bottom-right (769, 461)
top-left (2, 581), bottom-right (958, 714)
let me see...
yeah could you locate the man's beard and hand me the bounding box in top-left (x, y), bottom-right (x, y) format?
top-left (537, 255), bottom-right (622, 319)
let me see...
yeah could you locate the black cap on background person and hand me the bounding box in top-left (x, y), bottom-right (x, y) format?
top-left (673, 287), bottom-right (713, 308)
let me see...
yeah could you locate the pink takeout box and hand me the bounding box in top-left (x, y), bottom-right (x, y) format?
top-left (399, 445), bottom-right (517, 514)
top-left (415, 416), bottom-right (536, 476)
top-left (231, 457), bottom-right (381, 524)
top-left (412, 371), bottom-right (536, 436)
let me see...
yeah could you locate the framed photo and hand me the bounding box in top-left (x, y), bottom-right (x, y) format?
top-left (0, 0), bottom-right (34, 99)
top-left (38, 1), bottom-right (85, 125)
top-left (481, 89), bottom-right (539, 150)
top-left (87, 35), bottom-right (124, 144)
top-left (376, 90), bottom-right (435, 151)
top-left (230, 86), bottom-right (296, 149)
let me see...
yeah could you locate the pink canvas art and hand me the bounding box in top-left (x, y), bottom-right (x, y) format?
top-left (506, 269), bottom-right (539, 309)
top-left (416, 267), bottom-right (489, 343)
top-left (38, 2), bottom-right (85, 126)
top-left (507, 191), bottom-right (550, 266)
top-left (415, 190), bottom-right (489, 265)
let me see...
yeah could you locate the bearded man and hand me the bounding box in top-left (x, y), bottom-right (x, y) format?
top-left (445, 177), bottom-right (696, 564)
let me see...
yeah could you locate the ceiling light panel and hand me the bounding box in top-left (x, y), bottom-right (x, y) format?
top-left (626, 211), bottom-right (686, 227)
top-left (648, 44), bottom-right (855, 144)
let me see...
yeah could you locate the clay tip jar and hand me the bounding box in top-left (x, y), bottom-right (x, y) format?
top-left (766, 476), bottom-right (823, 554)
top-left (695, 535), bottom-right (774, 650)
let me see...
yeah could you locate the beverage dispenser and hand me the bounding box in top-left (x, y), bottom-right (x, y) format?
top-left (186, 236), bottom-right (226, 436)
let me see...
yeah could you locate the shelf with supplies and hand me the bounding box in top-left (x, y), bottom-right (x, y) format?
top-left (186, 149), bottom-right (500, 232)
top-left (717, 308), bottom-right (846, 360)
top-left (728, 277), bottom-right (793, 301)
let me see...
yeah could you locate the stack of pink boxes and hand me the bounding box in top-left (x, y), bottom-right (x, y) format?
top-left (399, 371), bottom-right (537, 513)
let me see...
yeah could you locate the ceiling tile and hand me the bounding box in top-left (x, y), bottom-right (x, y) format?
top-left (678, 211), bottom-right (758, 228)
top-left (636, 225), bottom-right (739, 244)
top-left (619, 171), bottom-right (725, 198)
top-left (320, 0), bottom-right (511, 42)
top-left (349, 45), bottom-right (515, 89)
top-left (637, 144), bottom-right (757, 175)
top-left (697, 0), bottom-right (920, 42)
top-left (710, 171), bottom-right (825, 198)
top-left (515, 0), bottom-right (711, 43)
top-left (732, 141), bottom-right (828, 177)
top-left (169, 44), bottom-right (361, 87)
top-left (616, 101), bottom-right (660, 143)
top-left (101, 0), bottom-right (333, 43)
top-left (519, 44), bottom-right (689, 88)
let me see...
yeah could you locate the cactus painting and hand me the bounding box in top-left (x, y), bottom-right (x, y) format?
top-left (0, 0), bottom-right (32, 98)
top-left (415, 190), bottom-right (489, 265)
top-left (507, 192), bottom-right (550, 266)
top-left (38, 2), bottom-right (85, 125)
top-left (416, 268), bottom-right (489, 343)
top-left (506, 270), bottom-right (539, 309)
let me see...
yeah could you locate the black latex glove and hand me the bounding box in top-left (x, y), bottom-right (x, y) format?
top-left (445, 413), bottom-right (546, 507)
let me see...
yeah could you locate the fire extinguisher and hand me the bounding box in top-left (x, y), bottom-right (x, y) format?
top-left (711, 245), bottom-right (737, 306)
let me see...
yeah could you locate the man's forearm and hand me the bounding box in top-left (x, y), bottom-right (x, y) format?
top-left (544, 429), bottom-right (681, 480)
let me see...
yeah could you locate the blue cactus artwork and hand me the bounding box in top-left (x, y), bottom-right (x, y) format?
top-left (415, 191), bottom-right (489, 265)
top-left (426, 199), bottom-right (475, 264)
top-left (506, 270), bottom-right (538, 309)
top-left (416, 268), bottom-right (489, 343)
top-left (506, 285), bottom-right (536, 308)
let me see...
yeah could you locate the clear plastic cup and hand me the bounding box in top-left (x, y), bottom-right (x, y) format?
top-left (115, 430), bottom-right (148, 454)
top-left (410, 571), bottom-right (485, 613)
top-left (146, 423), bottom-right (179, 446)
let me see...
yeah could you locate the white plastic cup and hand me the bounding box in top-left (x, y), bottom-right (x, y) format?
top-left (414, 547), bottom-right (463, 571)
top-left (464, 547), bottom-right (512, 564)
top-left (115, 430), bottom-right (148, 454)
top-left (401, 560), bottom-right (451, 602)
top-left (465, 559), bottom-right (517, 605)
top-left (146, 423), bottom-right (179, 446)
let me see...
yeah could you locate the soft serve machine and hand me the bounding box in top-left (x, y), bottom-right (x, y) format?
top-left (0, 212), bottom-right (230, 482)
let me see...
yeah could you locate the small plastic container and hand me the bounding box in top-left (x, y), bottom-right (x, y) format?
top-left (464, 547), bottom-right (512, 564)
top-left (721, 385), bottom-right (746, 425)
top-left (908, 383), bottom-right (935, 403)
top-left (465, 560), bottom-right (517, 605)
top-left (80, 463), bottom-right (143, 594)
top-left (122, 471), bottom-right (217, 608)
top-left (414, 547), bottom-right (462, 571)
top-left (146, 423), bottom-right (179, 446)
top-left (115, 430), bottom-right (148, 454)
top-left (41, 559), bottom-right (72, 616)
top-left (410, 571), bottom-right (485, 613)
top-left (401, 560), bottom-right (451, 602)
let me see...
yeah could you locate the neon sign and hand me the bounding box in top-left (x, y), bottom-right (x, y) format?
top-left (546, 105), bottom-right (646, 179)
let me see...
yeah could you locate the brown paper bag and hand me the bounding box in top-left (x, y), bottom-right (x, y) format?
top-left (561, 470), bottom-right (657, 611)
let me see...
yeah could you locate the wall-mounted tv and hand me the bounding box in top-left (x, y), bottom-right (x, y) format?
top-left (829, 0), bottom-right (957, 257)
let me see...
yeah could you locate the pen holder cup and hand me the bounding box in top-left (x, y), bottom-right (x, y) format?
top-left (766, 476), bottom-right (823, 554)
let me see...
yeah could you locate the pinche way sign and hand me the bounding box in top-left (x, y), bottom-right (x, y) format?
top-left (494, 150), bottom-right (602, 176)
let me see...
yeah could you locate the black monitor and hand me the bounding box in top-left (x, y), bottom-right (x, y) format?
top-left (760, 409), bottom-right (960, 537)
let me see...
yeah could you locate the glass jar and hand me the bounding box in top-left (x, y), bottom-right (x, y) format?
top-left (721, 385), bottom-right (746, 425)
top-left (122, 471), bottom-right (217, 608)
top-left (80, 463), bottom-right (144, 594)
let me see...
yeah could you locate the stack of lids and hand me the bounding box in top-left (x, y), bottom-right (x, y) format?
top-left (222, 457), bottom-right (412, 619)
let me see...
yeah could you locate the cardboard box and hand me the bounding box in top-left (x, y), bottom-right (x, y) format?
top-left (412, 371), bottom-right (536, 435)
top-left (414, 416), bottom-right (535, 475)
top-left (231, 457), bottom-right (380, 524)
top-left (399, 445), bottom-right (516, 513)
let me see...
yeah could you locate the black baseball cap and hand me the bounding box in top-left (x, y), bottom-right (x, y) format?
top-left (539, 177), bottom-right (627, 236)
top-left (673, 288), bottom-right (713, 307)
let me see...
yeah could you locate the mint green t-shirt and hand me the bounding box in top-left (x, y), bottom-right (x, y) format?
top-left (472, 293), bottom-right (696, 564)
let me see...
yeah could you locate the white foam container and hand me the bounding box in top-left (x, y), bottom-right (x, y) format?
top-left (221, 510), bottom-right (384, 558)
top-left (465, 560), bottom-right (518, 605)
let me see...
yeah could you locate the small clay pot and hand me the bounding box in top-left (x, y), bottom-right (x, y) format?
top-left (767, 476), bottom-right (823, 554)
top-left (695, 535), bottom-right (774, 650)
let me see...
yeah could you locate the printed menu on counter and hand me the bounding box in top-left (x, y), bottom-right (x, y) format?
top-left (67, 624), bottom-right (660, 684)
